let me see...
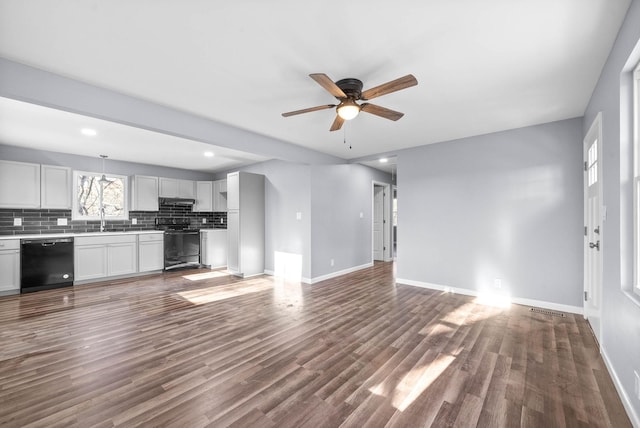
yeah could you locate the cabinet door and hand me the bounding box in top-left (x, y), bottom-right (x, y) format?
top-left (226, 173), bottom-right (239, 210)
top-left (0, 160), bottom-right (40, 208)
top-left (131, 175), bottom-right (159, 211)
top-left (210, 230), bottom-right (228, 268)
top-left (200, 232), bottom-right (209, 266)
top-left (41, 165), bottom-right (72, 209)
top-left (178, 180), bottom-right (196, 198)
top-left (213, 180), bottom-right (228, 212)
top-left (194, 181), bottom-right (213, 212)
top-left (108, 242), bottom-right (137, 276)
top-left (139, 240), bottom-right (164, 272)
top-left (75, 245), bottom-right (108, 281)
top-left (0, 249), bottom-right (20, 292)
top-left (227, 210), bottom-right (240, 274)
top-left (159, 178), bottom-right (178, 197)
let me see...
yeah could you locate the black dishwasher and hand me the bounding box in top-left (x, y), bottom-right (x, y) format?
top-left (21, 237), bottom-right (74, 293)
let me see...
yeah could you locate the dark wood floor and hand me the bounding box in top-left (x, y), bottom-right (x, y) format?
top-left (0, 262), bottom-right (631, 427)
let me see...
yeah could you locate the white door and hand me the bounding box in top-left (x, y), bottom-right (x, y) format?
top-left (373, 185), bottom-right (384, 261)
top-left (584, 113), bottom-right (603, 345)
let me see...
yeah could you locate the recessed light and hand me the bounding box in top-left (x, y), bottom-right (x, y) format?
top-left (379, 158), bottom-right (388, 163)
top-left (204, 151), bottom-right (215, 157)
top-left (81, 128), bottom-right (97, 137)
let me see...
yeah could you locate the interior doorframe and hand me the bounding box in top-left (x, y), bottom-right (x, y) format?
top-left (583, 112), bottom-right (603, 344)
top-left (372, 181), bottom-right (392, 262)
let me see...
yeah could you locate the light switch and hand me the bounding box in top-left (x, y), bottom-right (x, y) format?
top-left (296, 212), bottom-right (302, 220)
top-left (57, 218), bottom-right (68, 226)
top-left (131, 218), bottom-right (137, 225)
top-left (13, 218), bottom-right (22, 226)
top-left (359, 212), bottom-right (364, 218)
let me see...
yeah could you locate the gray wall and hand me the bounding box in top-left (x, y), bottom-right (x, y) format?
top-left (310, 163), bottom-right (391, 278)
top-left (234, 160), bottom-right (391, 281)
top-left (396, 117), bottom-right (584, 307)
top-left (233, 160), bottom-right (312, 280)
top-left (583, 0), bottom-right (640, 422)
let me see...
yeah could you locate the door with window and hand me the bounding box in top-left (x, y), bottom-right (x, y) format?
top-left (584, 113), bottom-right (603, 345)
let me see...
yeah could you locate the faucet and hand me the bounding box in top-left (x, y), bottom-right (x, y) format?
top-left (100, 206), bottom-right (105, 232)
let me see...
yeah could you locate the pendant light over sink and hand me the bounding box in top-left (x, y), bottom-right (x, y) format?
top-left (98, 154), bottom-right (113, 185)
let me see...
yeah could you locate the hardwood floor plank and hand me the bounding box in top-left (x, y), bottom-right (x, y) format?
top-left (0, 262), bottom-right (631, 427)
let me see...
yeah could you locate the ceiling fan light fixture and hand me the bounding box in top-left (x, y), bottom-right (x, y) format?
top-left (337, 100), bottom-right (360, 120)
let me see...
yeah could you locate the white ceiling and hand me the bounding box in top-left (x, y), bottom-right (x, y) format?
top-left (0, 0), bottom-right (632, 170)
top-left (0, 97), bottom-right (268, 172)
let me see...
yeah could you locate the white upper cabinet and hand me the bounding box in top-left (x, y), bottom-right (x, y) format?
top-left (41, 164), bottom-right (72, 209)
top-left (213, 179), bottom-right (227, 212)
top-left (159, 177), bottom-right (196, 198)
top-left (194, 181), bottom-right (213, 212)
top-left (226, 172), bottom-right (240, 210)
top-left (131, 175), bottom-right (159, 211)
top-left (0, 160), bottom-right (40, 208)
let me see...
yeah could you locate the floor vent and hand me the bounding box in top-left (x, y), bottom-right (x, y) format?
top-left (529, 307), bottom-right (566, 317)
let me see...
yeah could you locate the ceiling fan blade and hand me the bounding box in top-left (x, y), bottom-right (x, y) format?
top-left (310, 73), bottom-right (347, 99)
top-left (329, 115), bottom-right (345, 131)
top-left (361, 74), bottom-right (418, 101)
top-left (282, 104), bottom-right (336, 117)
top-left (360, 103), bottom-right (405, 121)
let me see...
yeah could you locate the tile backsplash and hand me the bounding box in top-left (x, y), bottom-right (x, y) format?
top-left (0, 202), bottom-right (227, 236)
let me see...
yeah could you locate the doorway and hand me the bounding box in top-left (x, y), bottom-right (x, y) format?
top-left (583, 113), bottom-right (603, 345)
top-left (372, 182), bottom-right (391, 262)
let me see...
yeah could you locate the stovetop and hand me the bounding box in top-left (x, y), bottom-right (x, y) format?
top-left (155, 218), bottom-right (197, 231)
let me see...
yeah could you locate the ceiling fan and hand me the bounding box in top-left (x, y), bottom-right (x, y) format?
top-left (282, 73), bottom-right (418, 131)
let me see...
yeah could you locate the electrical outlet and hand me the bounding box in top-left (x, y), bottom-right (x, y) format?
top-left (296, 212), bottom-right (302, 220)
top-left (131, 218), bottom-right (137, 225)
top-left (202, 218), bottom-right (206, 224)
top-left (57, 218), bottom-right (68, 226)
top-left (494, 278), bottom-right (502, 289)
top-left (330, 259), bottom-right (334, 267)
top-left (13, 217), bottom-right (22, 226)
top-left (635, 370), bottom-right (640, 401)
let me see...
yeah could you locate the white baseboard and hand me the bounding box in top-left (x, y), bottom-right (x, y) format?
top-left (395, 278), bottom-right (583, 315)
top-left (601, 346), bottom-right (640, 428)
top-left (264, 263), bottom-right (373, 284)
top-left (309, 262), bottom-right (374, 284)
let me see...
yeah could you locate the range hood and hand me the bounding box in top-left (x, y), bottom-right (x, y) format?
top-left (159, 197), bottom-right (196, 206)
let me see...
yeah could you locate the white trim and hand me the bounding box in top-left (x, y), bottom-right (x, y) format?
top-left (372, 180), bottom-right (392, 263)
top-left (601, 346), bottom-right (640, 428)
top-left (309, 262), bottom-right (373, 285)
top-left (396, 278), bottom-right (583, 315)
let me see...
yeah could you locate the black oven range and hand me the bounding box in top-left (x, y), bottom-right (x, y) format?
top-left (155, 218), bottom-right (201, 270)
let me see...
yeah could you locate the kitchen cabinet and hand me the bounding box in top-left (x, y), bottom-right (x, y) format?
top-left (40, 164), bottom-right (72, 209)
top-left (131, 175), bottom-right (159, 211)
top-left (194, 181), bottom-right (213, 212)
top-left (0, 160), bottom-right (40, 208)
top-left (74, 244), bottom-right (108, 281)
top-left (0, 240), bottom-right (20, 294)
top-left (159, 178), bottom-right (195, 198)
top-left (213, 179), bottom-right (227, 212)
top-left (75, 234), bottom-right (137, 282)
top-left (226, 171), bottom-right (264, 277)
top-left (138, 233), bottom-right (164, 272)
top-left (200, 229), bottom-right (227, 268)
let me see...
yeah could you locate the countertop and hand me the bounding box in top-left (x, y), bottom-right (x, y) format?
top-left (0, 230), bottom-right (164, 241)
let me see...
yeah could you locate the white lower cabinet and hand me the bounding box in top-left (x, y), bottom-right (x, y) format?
top-left (75, 235), bottom-right (137, 282)
top-left (0, 240), bottom-right (20, 294)
top-left (75, 244), bottom-right (108, 281)
top-left (108, 242), bottom-right (137, 276)
top-left (138, 233), bottom-right (164, 272)
top-left (200, 229), bottom-right (227, 268)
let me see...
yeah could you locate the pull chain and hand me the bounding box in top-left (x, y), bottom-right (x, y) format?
top-left (343, 124), bottom-right (352, 150)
